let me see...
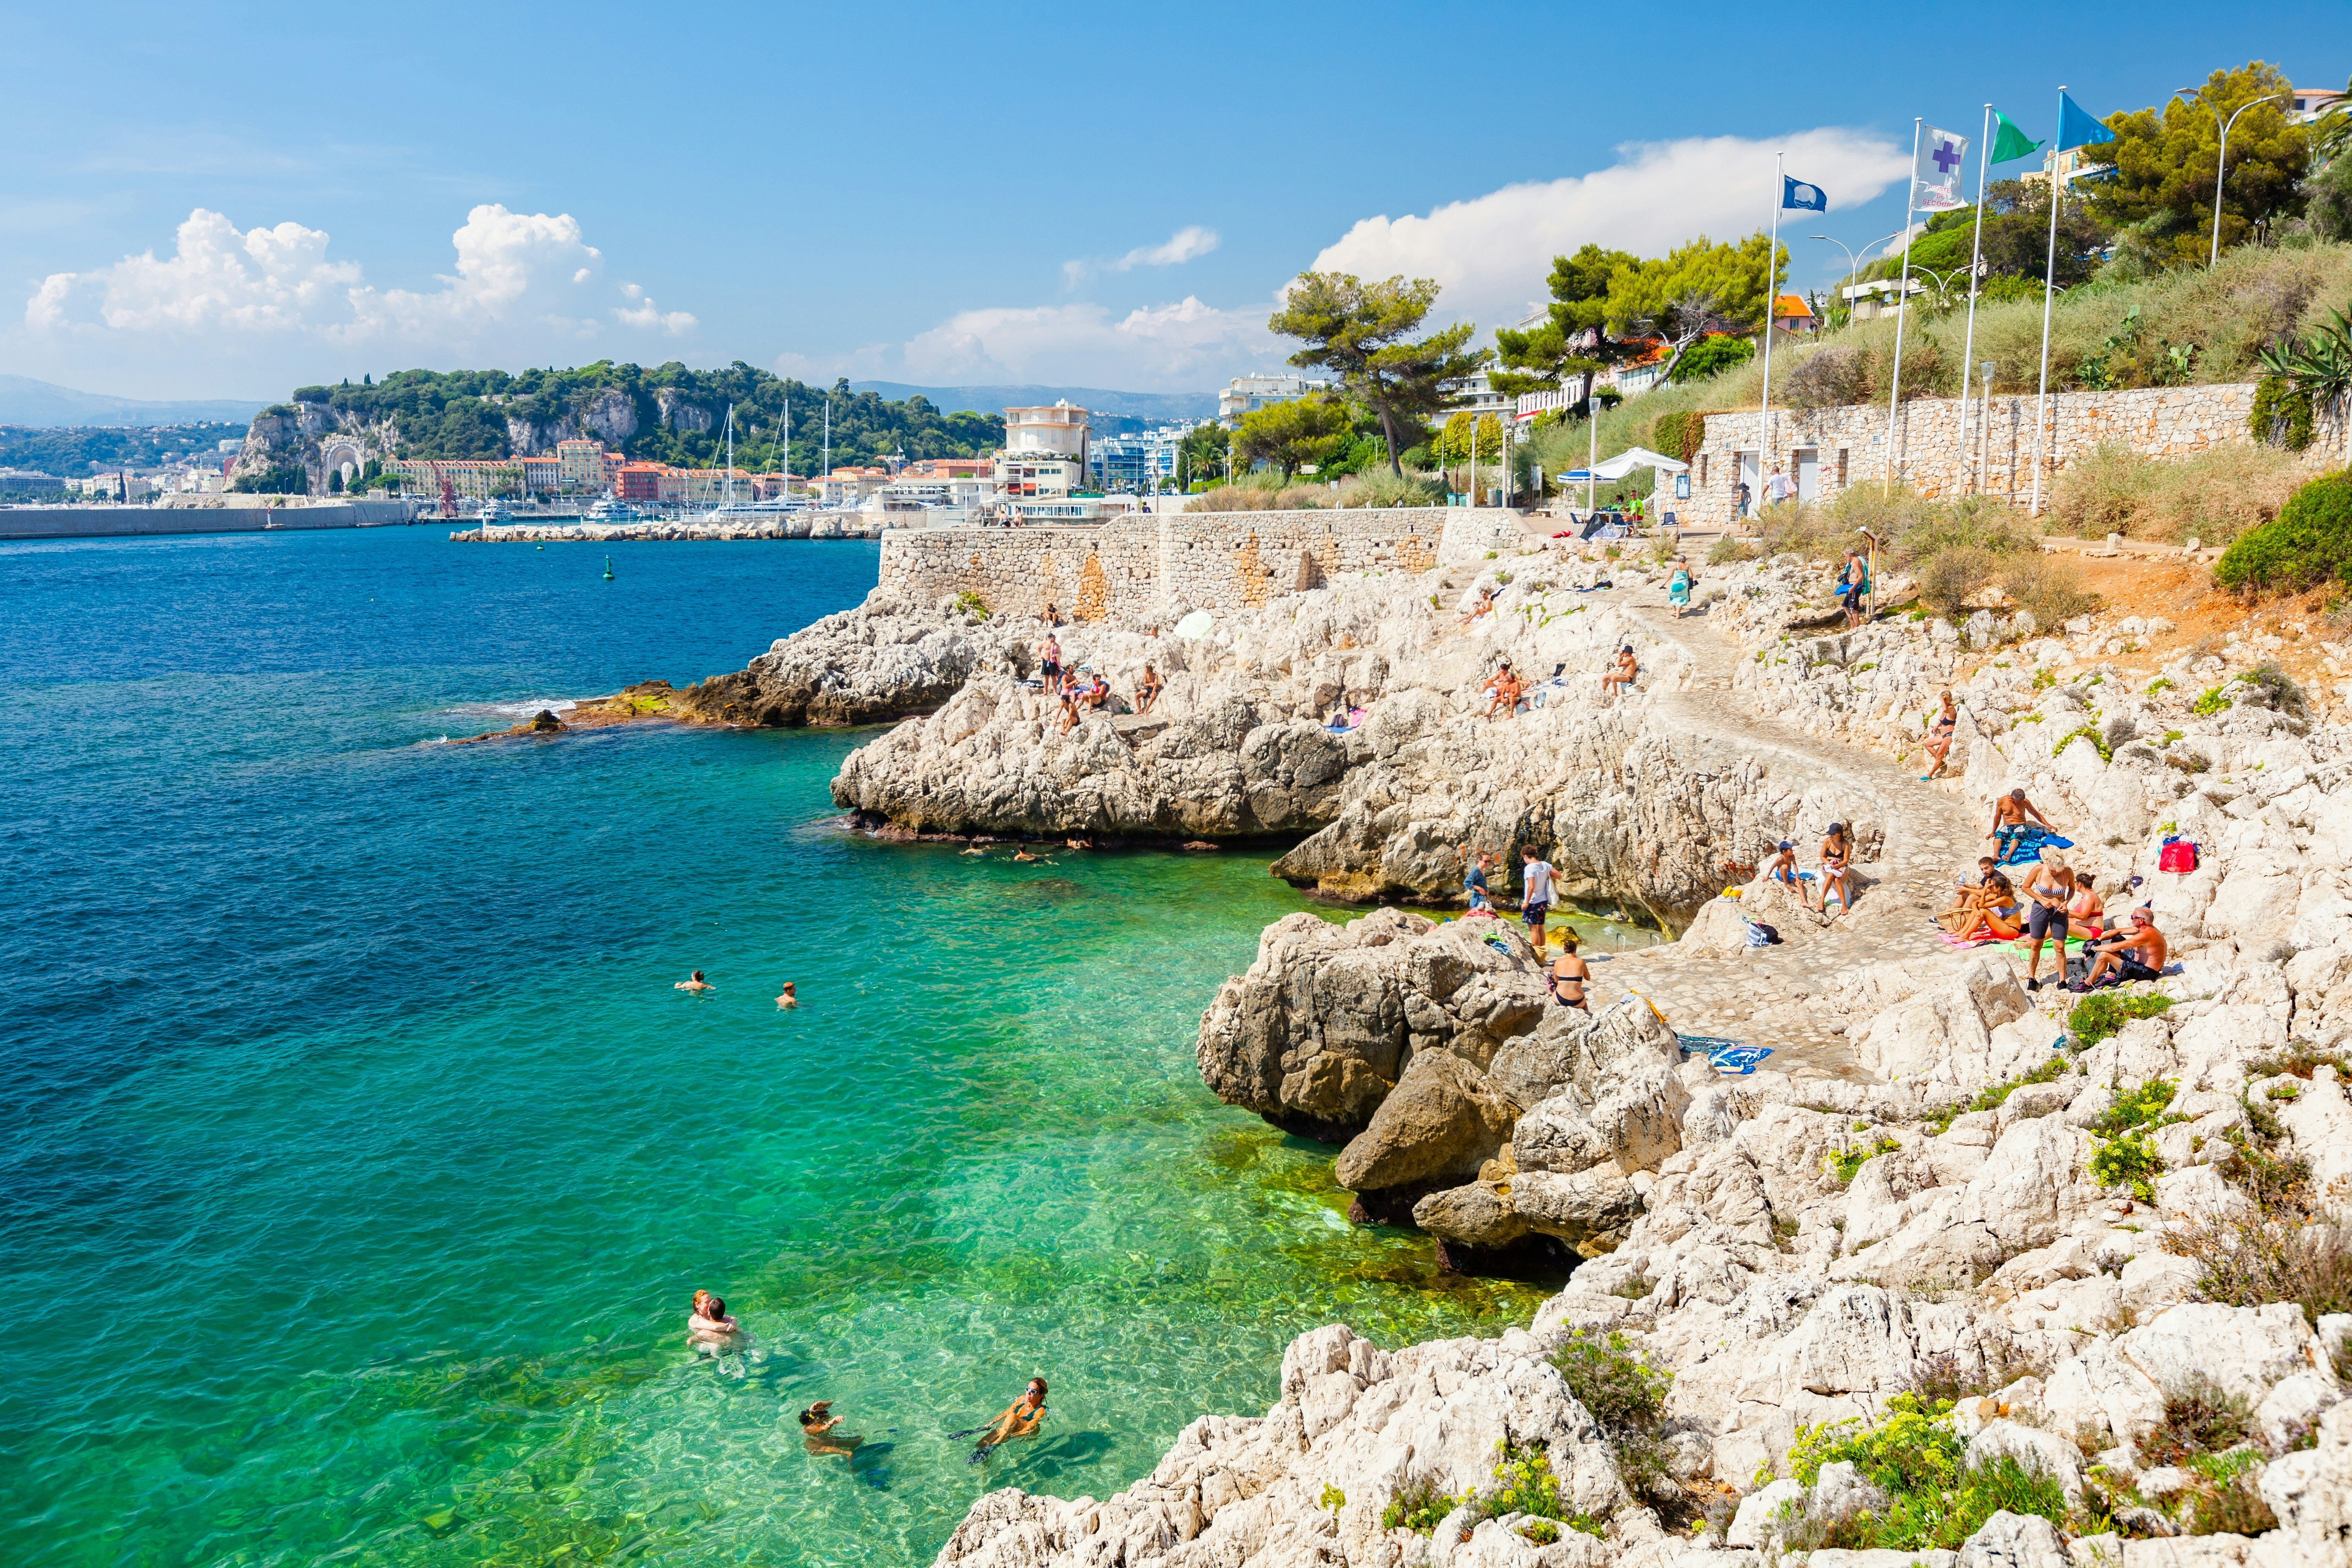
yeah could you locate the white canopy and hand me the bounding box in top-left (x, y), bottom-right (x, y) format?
top-left (1587, 446), bottom-right (1689, 480)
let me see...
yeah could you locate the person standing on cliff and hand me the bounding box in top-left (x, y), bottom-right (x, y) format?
top-left (1519, 845), bottom-right (1556, 949)
top-left (1038, 632), bottom-right (1063, 696)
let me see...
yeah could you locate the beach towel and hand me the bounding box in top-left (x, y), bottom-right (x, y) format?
top-left (1708, 1045), bottom-right (1773, 1075)
top-left (1674, 1034), bottom-right (1743, 1055)
top-left (1994, 825), bottom-right (2073, 867)
top-left (1667, 571), bottom-right (1691, 610)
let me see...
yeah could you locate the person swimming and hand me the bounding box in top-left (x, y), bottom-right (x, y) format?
top-left (967, 1378), bottom-right (1049, 1463)
top-left (688, 1290), bottom-right (740, 1342)
top-left (776, 981), bottom-right (798, 1009)
top-left (676, 970), bottom-right (714, 993)
top-left (801, 1400), bottom-right (862, 1459)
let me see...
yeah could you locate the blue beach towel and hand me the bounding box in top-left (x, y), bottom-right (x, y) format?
top-left (1995, 825), bottom-right (2073, 866)
top-left (1708, 1045), bottom-right (1773, 1075)
top-left (1675, 1033), bottom-right (1743, 1055)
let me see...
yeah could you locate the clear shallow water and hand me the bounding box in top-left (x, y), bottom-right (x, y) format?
top-left (0, 529), bottom-right (1558, 1568)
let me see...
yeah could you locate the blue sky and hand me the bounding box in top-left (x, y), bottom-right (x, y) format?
top-left (0, 0), bottom-right (2340, 399)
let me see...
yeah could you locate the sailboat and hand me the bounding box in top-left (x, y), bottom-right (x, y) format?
top-left (697, 402), bottom-right (804, 521)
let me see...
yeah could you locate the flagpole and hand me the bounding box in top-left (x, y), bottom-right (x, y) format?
top-left (1957, 103), bottom-right (1992, 496)
top-left (1883, 118), bottom-right (1922, 493)
top-left (1759, 151), bottom-right (1783, 506)
top-left (2030, 88), bottom-right (2066, 517)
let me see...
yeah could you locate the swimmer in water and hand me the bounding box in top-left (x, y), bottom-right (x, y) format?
top-left (776, 982), bottom-right (798, 1009)
top-left (970, 1378), bottom-right (1049, 1462)
top-left (688, 1290), bottom-right (740, 1341)
top-left (1012, 847), bottom-right (1038, 862)
top-left (801, 1400), bottom-right (862, 1460)
top-left (676, 970), bottom-right (714, 993)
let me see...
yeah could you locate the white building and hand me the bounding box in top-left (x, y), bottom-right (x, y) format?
top-left (1087, 421), bottom-right (1206, 491)
top-left (994, 401), bottom-right (1090, 500)
top-left (1217, 374), bottom-right (1328, 429)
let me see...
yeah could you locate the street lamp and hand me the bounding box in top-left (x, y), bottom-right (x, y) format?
top-left (1810, 230), bottom-right (1905, 327)
top-left (2176, 86), bottom-right (2288, 267)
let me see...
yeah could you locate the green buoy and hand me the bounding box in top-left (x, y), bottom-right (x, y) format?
top-left (602, 556), bottom-right (614, 580)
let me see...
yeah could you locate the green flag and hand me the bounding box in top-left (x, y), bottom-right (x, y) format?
top-left (1990, 109), bottom-right (2043, 165)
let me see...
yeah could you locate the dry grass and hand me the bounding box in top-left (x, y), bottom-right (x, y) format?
top-left (2048, 442), bottom-right (2310, 546)
top-left (1524, 244), bottom-right (2352, 495)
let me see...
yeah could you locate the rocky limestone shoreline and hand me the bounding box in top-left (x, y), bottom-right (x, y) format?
top-left (674, 521), bottom-right (2352, 1568)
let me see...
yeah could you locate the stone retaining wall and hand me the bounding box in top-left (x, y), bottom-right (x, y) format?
top-left (877, 507), bottom-right (1527, 620)
top-left (1686, 382), bottom-right (2335, 529)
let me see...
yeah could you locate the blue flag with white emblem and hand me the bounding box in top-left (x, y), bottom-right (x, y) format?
top-left (1782, 175), bottom-right (1827, 212)
top-left (1913, 125), bottom-right (1970, 211)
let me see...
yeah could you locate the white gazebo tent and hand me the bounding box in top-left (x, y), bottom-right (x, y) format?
top-left (1561, 446), bottom-right (1689, 516)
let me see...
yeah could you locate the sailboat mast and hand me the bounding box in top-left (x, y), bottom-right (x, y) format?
top-left (723, 403), bottom-right (735, 511)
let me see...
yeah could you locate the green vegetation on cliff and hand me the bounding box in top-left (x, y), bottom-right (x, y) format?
top-left (290, 364), bottom-right (1003, 471)
top-left (0, 422), bottom-right (248, 475)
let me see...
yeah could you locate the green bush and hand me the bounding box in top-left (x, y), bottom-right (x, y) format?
top-left (2066, 991), bottom-right (2172, 1049)
top-left (2052, 724), bottom-right (2112, 761)
top-left (1380, 1472), bottom-right (1462, 1534)
top-left (1650, 408), bottom-right (1709, 464)
top-left (2213, 469), bottom-right (2352, 595)
top-left (1785, 1394), bottom-right (2069, 1550)
top-left (2091, 1130), bottom-right (2164, 1200)
top-left (2250, 375), bottom-right (2316, 451)
top-left (1827, 1137), bottom-right (1902, 1184)
top-left (1551, 1331), bottom-right (1673, 1498)
top-left (2088, 1078), bottom-right (2179, 1137)
top-left (2192, 685), bottom-right (2231, 715)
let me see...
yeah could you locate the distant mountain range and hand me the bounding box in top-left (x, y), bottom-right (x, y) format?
top-left (0, 376), bottom-right (270, 428)
top-left (849, 382), bottom-right (1216, 428)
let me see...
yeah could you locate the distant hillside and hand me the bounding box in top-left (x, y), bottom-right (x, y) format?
top-left (274, 365), bottom-right (1002, 472)
top-left (0, 376), bottom-right (268, 428)
top-left (850, 382), bottom-right (1216, 429)
top-left (0, 422), bottom-right (249, 474)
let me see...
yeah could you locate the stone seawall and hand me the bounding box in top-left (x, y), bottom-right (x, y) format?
top-left (1686, 381), bottom-right (2335, 528)
top-left (0, 499), bottom-right (417, 541)
top-left (875, 507), bottom-right (1530, 622)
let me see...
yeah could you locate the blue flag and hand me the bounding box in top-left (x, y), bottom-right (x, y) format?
top-left (2056, 91), bottom-right (2115, 151)
top-left (1782, 175), bottom-right (1827, 211)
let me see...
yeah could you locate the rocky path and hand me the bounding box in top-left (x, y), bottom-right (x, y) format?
top-left (1576, 579), bottom-right (1991, 1081)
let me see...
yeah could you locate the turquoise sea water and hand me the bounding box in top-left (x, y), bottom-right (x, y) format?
top-left (0, 529), bottom-right (1575, 1568)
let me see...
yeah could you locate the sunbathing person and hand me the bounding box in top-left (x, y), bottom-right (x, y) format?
top-left (1986, 788), bottom-right (2053, 858)
top-left (1479, 662), bottom-right (1521, 720)
top-left (2074, 908), bottom-right (2166, 991)
top-left (1600, 646), bottom-right (1638, 696)
top-left (1458, 588), bottom-right (1495, 627)
top-left (1921, 691), bottom-right (1960, 780)
top-left (1135, 663), bottom-right (1164, 714)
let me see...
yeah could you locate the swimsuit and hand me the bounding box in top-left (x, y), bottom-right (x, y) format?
top-left (1548, 967), bottom-right (1588, 1008)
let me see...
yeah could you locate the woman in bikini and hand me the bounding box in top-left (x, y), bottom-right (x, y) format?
top-left (1547, 935), bottom-right (1591, 1011)
top-left (1814, 823), bottom-right (1854, 913)
top-left (1921, 692), bottom-right (1959, 780)
top-left (2067, 877), bottom-right (2107, 943)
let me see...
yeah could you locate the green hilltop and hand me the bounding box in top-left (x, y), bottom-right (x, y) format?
top-left (283, 362), bottom-right (1005, 472)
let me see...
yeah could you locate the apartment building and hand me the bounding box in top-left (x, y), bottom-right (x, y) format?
top-left (1217, 373), bottom-right (1329, 429)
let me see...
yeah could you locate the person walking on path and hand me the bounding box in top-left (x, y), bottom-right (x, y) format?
top-left (1921, 691), bottom-right (1960, 780)
top-left (2020, 856), bottom-right (2077, 992)
top-left (1734, 479), bottom-right (1753, 521)
top-left (1519, 845), bottom-right (1556, 948)
top-left (1767, 465), bottom-right (1796, 508)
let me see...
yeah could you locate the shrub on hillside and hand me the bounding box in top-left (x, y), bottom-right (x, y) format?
top-left (1649, 408), bottom-right (1709, 464)
top-left (2213, 468), bottom-right (2352, 595)
top-left (2250, 374), bottom-right (2317, 451)
top-left (1333, 469), bottom-right (1445, 509)
top-left (1785, 346), bottom-right (1869, 409)
top-left (2050, 441), bottom-right (2306, 546)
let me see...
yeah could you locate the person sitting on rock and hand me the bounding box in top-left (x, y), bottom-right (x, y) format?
top-left (1547, 933), bottom-right (1590, 1011)
top-left (1601, 645), bottom-right (1638, 697)
top-left (1765, 841), bottom-right (1799, 890)
top-left (1457, 587), bottom-right (1495, 628)
top-left (1465, 883), bottom-right (1496, 916)
top-left (1987, 788), bottom-right (2053, 859)
top-left (1135, 663), bottom-right (1164, 714)
top-left (2075, 908), bottom-right (2166, 991)
top-left (1056, 687), bottom-right (1080, 735)
top-left (1480, 663), bottom-right (1523, 721)
top-left (2067, 876), bottom-right (2108, 944)
top-left (1814, 823), bottom-right (1854, 913)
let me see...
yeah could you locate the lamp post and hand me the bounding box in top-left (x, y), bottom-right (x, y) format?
top-left (1809, 230), bottom-right (1904, 328)
top-left (2176, 86), bottom-right (2288, 266)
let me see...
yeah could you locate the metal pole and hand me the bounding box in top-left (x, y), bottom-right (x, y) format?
top-left (1957, 104), bottom-right (1993, 495)
top-left (1759, 151), bottom-right (1784, 496)
top-left (1884, 119), bottom-right (1923, 493)
top-left (2215, 93), bottom-right (2285, 265)
top-left (2029, 88), bottom-right (2066, 517)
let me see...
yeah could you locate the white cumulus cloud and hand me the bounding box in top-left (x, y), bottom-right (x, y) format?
top-left (1062, 225), bottom-right (1221, 288)
top-left (25, 204), bottom-right (697, 356)
top-left (1309, 129), bottom-right (1911, 327)
top-left (900, 295), bottom-right (1274, 386)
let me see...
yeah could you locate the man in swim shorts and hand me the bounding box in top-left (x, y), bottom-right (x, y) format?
top-left (1765, 841), bottom-right (1798, 889)
top-left (1519, 845), bottom-right (1556, 947)
top-left (2074, 909), bottom-right (2167, 991)
top-left (1038, 632), bottom-right (1062, 693)
top-left (1987, 788), bottom-right (2054, 859)
top-left (676, 970), bottom-right (714, 993)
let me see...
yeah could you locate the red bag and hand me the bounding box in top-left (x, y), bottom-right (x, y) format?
top-left (2159, 839), bottom-right (2198, 874)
